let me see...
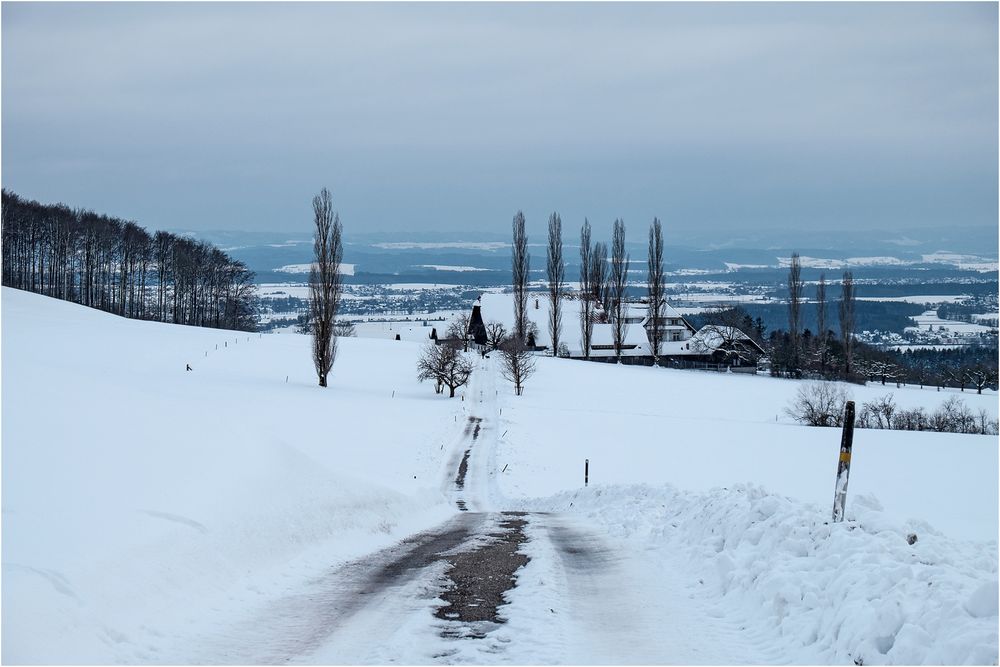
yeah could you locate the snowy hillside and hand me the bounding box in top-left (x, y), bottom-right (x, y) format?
top-left (1, 288), bottom-right (460, 663)
top-left (2, 287), bottom-right (997, 665)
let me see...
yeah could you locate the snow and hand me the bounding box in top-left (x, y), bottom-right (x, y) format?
top-left (257, 282), bottom-right (313, 298)
top-left (273, 262), bottom-right (356, 275)
top-left (372, 241), bottom-right (509, 251)
top-left (772, 253), bottom-right (1000, 272)
top-left (857, 294), bottom-right (971, 305)
top-left (4, 287), bottom-right (998, 665)
top-left (922, 252), bottom-right (1000, 273)
top-left (514, 484), bottom-right (998, 665)
top-left (493, 355), bottom-right (998, 541)
top-left (420, 264), bottom-right (490, 272)
top-left (353, 318), bottom-right (456, 343)
top-left (485, 355), bottom-right (997, 663)
top-left (907, 310), bottom-right (998, 335)
top-left (483, 353), bottom-right (998, 665)
top-left (1, 288), bottom-right (460, 663)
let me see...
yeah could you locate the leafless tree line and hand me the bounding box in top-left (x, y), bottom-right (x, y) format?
top-left (786, 382), bottom-right (997, 435)
top-left (779, 254), bottom-right (856, 379)
top-left (2, 189), bottom-right (257, 330)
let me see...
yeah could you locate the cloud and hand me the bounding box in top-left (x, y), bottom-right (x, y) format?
top-left (2, 3), bottom-right (996, 233)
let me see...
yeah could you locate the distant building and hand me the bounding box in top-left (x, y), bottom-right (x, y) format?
top-left (468, 303), bottom-right (488, 347)
top-left (471, 292), bottom-right (761, 371)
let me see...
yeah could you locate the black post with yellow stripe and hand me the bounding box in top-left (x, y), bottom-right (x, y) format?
top-left (832, 401), bottom-right (856, 523)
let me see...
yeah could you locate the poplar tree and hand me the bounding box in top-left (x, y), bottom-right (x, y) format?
top-left (309, 188), bottom-right (343, 388)
top-left (546, 212), bottom-right (564, 356)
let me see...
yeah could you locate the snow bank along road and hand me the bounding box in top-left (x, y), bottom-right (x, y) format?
top-left (183, 358), bottom-right (777, 665)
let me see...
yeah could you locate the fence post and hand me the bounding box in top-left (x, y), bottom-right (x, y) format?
top-left (585, 458), bottom-right (589, 487)
top-left (832, 401), bottom-right (856, 522)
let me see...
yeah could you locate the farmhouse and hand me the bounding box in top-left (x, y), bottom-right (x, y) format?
top-left (469, 292), bottom-right (763, 369)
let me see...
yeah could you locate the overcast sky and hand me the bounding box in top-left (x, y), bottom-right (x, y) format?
top-left (2, 2), bottom-right (997, 236)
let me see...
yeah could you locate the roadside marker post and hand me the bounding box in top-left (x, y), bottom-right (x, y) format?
top-left (832, 401), bottom-right (856, 522)
top-left (585, 459), bottom-right (589, 487)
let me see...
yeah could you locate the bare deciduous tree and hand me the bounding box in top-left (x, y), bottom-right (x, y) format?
top-left (647, 218), bottom-right (665, 363)
top-left (691, 322), bottom-right (762, 365)
top-left (447, 312), bottom-right (472, 351)
top-left (839, 271), bottom-right (856, 376)
top-left (511, 211), bottom-right (530, 342)
top-left (965, 364), bottom-right (997, 395)
top-left (417, 341), bottom-right (473, 398)
top-left (579, 219), bottom-right (594, 358)
top-left (610, 219), bottom-right (630, 359)
top-left (546, 212), bottom-right (564, 357)
top-left (784, 382), bottom-right (851, 427)
top-left (485, 320), bottom-right (507, 351)
top-left (333, 320), bottom-right (356, 337)
top-left (2, 190), bottom-right (257, 331)
top-left (309, 188), bottom-right (343, 388)
top-left (500, 336), bottom-right (536, 396)
top-left (857, 393), bottom-right (897, 429)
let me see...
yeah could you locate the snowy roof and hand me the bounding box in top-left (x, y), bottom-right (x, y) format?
top-left (590, 323), bottom-right (650, 349)
top-left (476, 292), bottom-right (652, 356)
top-left (625, 301), bottom-right (687, 321)
top-left (477, 292), bottom-right (577, 348)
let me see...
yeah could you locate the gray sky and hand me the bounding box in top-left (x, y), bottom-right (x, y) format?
top-left (2, 2), bottom-right (997, 236)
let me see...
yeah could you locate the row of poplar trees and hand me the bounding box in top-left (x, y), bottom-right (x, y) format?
top-left (1, 190), bottom-right (258, 331)
top-left (510, 212), bottom-right (668, 362)
top-left (782, 252), bottom-right (857, 378)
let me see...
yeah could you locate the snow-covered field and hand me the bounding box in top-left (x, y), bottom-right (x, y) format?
top-left (3, 288), bottom-right (997, 665)
top-left (274, 262), bottom-right (356, 275)
top-left (908, 310), bottom-right (998, 335)
top-left (858, 295), bottom-right (971, 305)
top-left (352, 316), bottom-right (460, 343)
top-left (494, 356), bottom-right (997, 540)
top-left (420, 265), bottom-right (490, 272)
top-left (491, 357), bottom-right (998, 664)
top-left (372, 241), bottom-right (508, 251)
top-left (1, 288), bottom-right (458, 663)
